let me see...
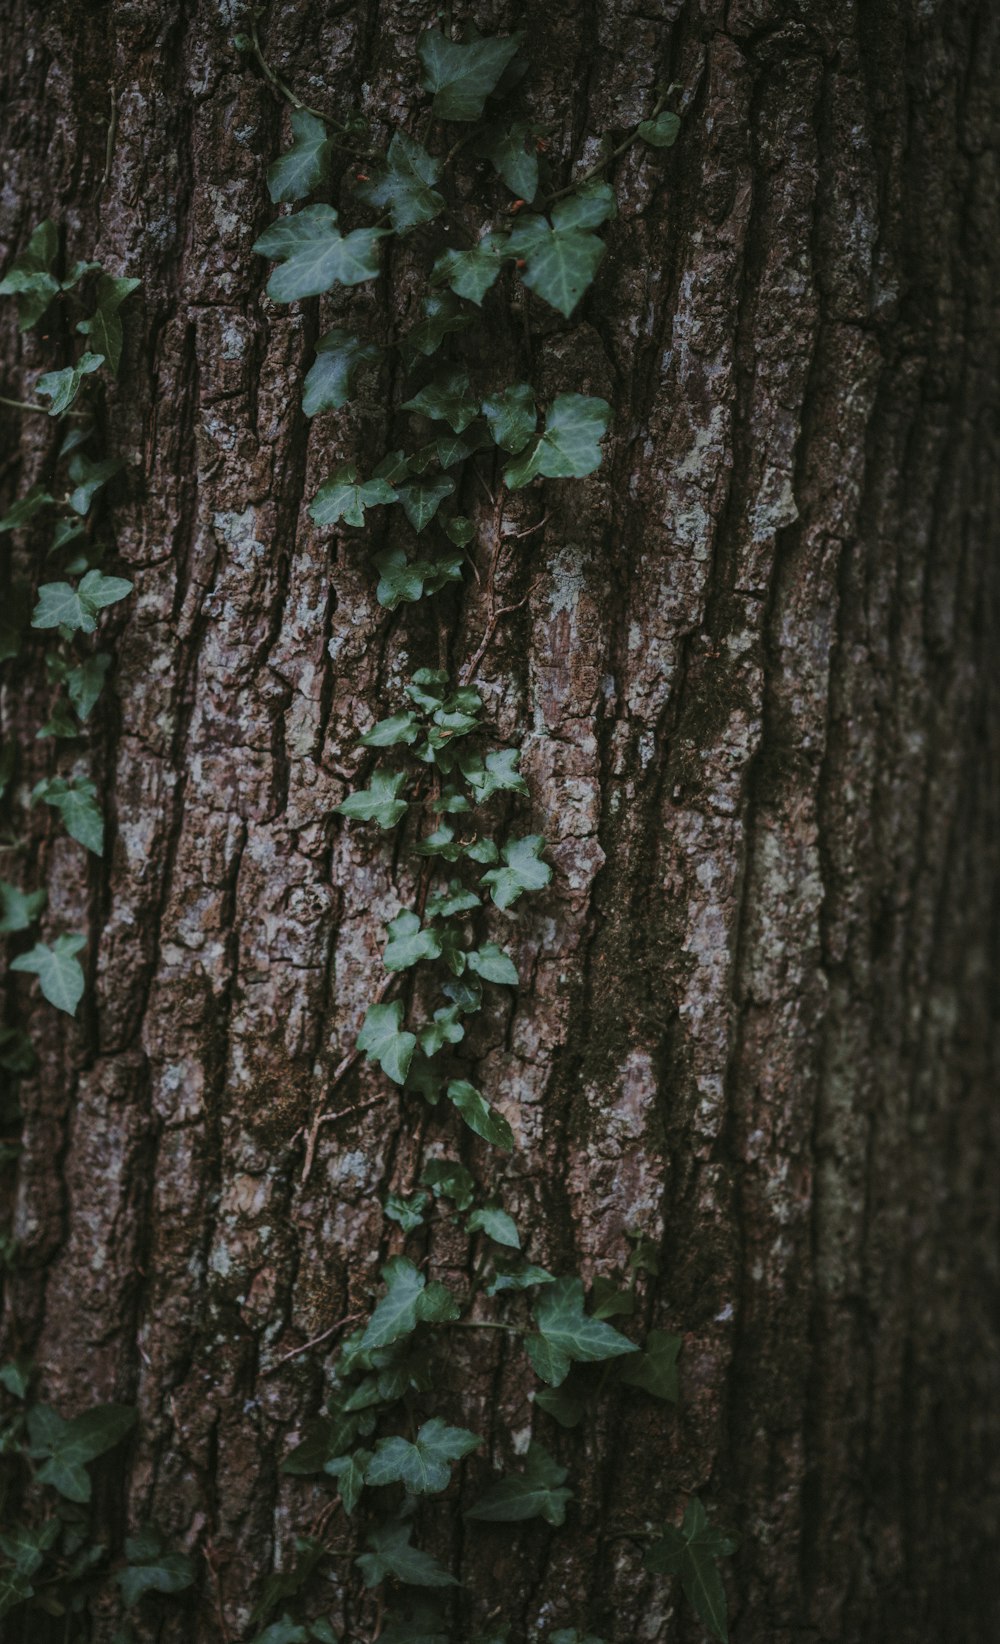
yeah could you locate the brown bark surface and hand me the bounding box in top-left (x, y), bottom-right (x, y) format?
top-left (1, 0), bottom-right (998, 1640)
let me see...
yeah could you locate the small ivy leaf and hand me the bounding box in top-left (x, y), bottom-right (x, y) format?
top-left (384, 1191), bottom-right (430, 1234)
top-left (405, 1053), bottom-right (444, 1103)
top-left (425, 883), bottom-right (480, 919)
top-left (465, 1441), bottom-right (572, 1527)
top-left (336, 768), bottom-right (409, 828)
top-left (254, 204), bottom-right (387, 301)
top-left (481, 834), bottom-right (551, 909)
top-left (374, 546), bottom-right (463, 610)
top-left (464, 836), bottom-right (499, 865)
top-left (446, 515), bottom-right (475, 547)
top-left (310, 463), bottom-right (397, 528)
top-left (326, 1449), bottom-right (371, 1516)
top-left (33, 776), bottom-right (104, 855)
top-left (420, 1158), bottom-right (475, 1209)
top-left (0, 485), bottom-right (54, 534)
top-left (117, 1526), bottom-right (196, 1608)
top-left (356, 132), bottom-right (445, 233)
top-left (638, 109), bottom-right (681, 148)
top-left (374, 449), bottom-right (416, 485)
top-left (486, 1256), bottom-right (554, 1295)
top-left (627, 1230), bottom-right (662, 1276)
top-left (417, 27), bottom-right (522, 122)
top-left (360, 1257), bottom-right (426, 1350)
top-left (11, 934), bottom-right (86, 1015)
top-left (402, 369), bottom-right (478, 434)
top-left (32, 570), bottom-right (132, 634)
top-left (282, 1414), bottom-right (359, 1475)
top-left (384, 910), bottom-right (443, 971)
top-left (0, 220), bottom-right (60, 330)
top-left (303, 329), bottom-right (380, 416)
top-left (403, 290), bottom-right (474, 358)
top-left (428, 431), bottom-right (474, 469)
top-left (75, 274), bottom-right (140, 376)
top-left (35, 351), bottom-right (104, 416)
top-left (476, 120), bottom-right (539, 200)
top-left (504, 393), bottom-right (611, 490)
top-left (442, 976), bottom-right (482, 1015)
top-left (0, 881), bottom-right (46, 934)
top-left (0, 1358), bottom-right (32, 1399)
top-left (445, 1078), bottom-right (514, 1151)
top-left (405, 668), bottom-right (449, 708)
top-left (414, 823), bottom-right (462, 860)
top-left (460, 747), bottom-right (530, 802)
top-left (356, 1520), bottom-right (458, 1590)
top-left (418, 1005), bottom-right (465, 1056)
top-left (590, 1277), bottom-right (635, 1320)
top-left (30, 1402), bottom-right (135, 1502)
top-left (643, 1498), bottom-right (738, 1643)
top-left (361, 712), bottom-right (421, 748)
top-left (308, 1623), bottom-right (340, 1644)
top-left (431, 233), bottom-right (510, 305)
top-left (248, 1618), bottom-right (310, 1644)
top-left (481, 382), bottom-right (537, 453)
top-left (619, 1329), bottom-right (681, 1402)
top-left (67, 653), bottom-right (112, 721)
top-left (357, 999), bottom-right (416, 1085)
top-left (268, 109), bottom-right (332, 203)
top-left (368, 1419), bottom-right (481, 1495)
top-left (507, 181), bottom-right (615, 317)
top-left (397, 475), bottom-right (456, 534)
top-left (467, 1205), bottom-right (520, 1248)
top-left (533, 1277), bottom-right (638, 1373)
top-left (525, 1332), bottom-right (572, 1386)
top-left (68, 452), bottom-right (124, 515)
top-left (466, 943), bottom-right (519, 986)
top-left (533, 1384), bottom-right (588, 1427)
top-left (418, 1280), bottom-right (462, 1325)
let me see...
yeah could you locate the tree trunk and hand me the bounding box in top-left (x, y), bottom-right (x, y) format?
top-left (2, 1), bottom-right (998, 1641)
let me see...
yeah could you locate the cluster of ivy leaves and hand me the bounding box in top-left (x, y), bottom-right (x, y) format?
top-left (0, 221), bottom-right (137, 1034)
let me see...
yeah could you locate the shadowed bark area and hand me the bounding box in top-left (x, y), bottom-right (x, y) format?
top-left (1, 0), bottom-right (998, 1640)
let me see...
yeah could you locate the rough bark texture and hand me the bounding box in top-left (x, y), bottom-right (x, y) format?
top-left (1, 0), bottom-right (998, 1640)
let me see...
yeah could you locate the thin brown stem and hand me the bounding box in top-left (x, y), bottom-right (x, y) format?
top-left (545, 94), bottom-right (666, 205)
top-left (263, 1311), bottom-right (364, 1376)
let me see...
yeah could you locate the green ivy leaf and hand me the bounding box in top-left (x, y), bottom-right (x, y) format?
top-left (481, 834), bottom-right (551, 908)
top-left (310, 463), bottom-right (397, 528)
top-left (374, 546), bottom-right (463, 609)
top-left (467, 1205), bottom-right (519, 1248)
top-left (403, 290), bottom-right (474, 358)
top-left (75, 274), bottom-right (140, 376)
top-left (32, 776), bottom-right (103, 855)
top-left (460, 747), bottom-right (530, 802)
top-left (0, 220), bottom-right (60, 330)
top-left (417, 27), bottom-right (522, 122)
top-left (268, 109), bottom-right (331, 203)
top-left (254, 204), bottom-right (386, 301)
top-left (524, 1332), bottom-right (571, 1386)
top-left (507, 182), bottom-right (615, 317)
top-left (0, 485), bottom-right (54, 534)
top-left (384, 910), bottom-right (442, 971)
top-left (384, 1191), bottom-right (430, 1233)
top-left (446, 1078), bottom-right (514, 1151)
top-left (356, 132), bottom-right (444, 233)
top-left (356, 1520), bottom-right (458, 1590)
top-left (35, 351), bottom-right (104, 416)
top-left (619, 1329), bottom-right (681, 1402)
top-left (336, 768), bottom-right (408, 828)
top-left (638, 109), bottom-right (681, 148)
top-left (361, 712), bottom-right (421, 748)
top-left (432, 233), bottom-right (510, 305)
top-left (531, 1278), bottom-right (637, 1381)
top-left (0, 881), bottom-right (46, 934)
top-left (360, 1257), bottom-right (459, 1352)
top-left (464, 836), bottom-right (499, 865)
top-left (504, 393), bottom-right (611, 489)
top-left (590, 1276), bottom-right (634, 1319)
top-left (67, 452), bottom-right (124, 515)
top-left (465, 1442), bottom-right (572, 1526)
top-left (403, 369), bottom-right (479, 434)
top-left (303, 329), bottom-right (380, 415)
top-left (466, 943), bottom-right (519, 986)
top-left (414, 824), bottom-right (462, 860)
top-left (29, 1402), bottom-right (135, 1502)
top-left (32, 569), bottom-right (132, 635)
top-left (425, 883), bottom-right (480, 918)
top-left (367, 1419), bottom-right (480, 1494)
top-left (477, 121), bottom-right (539, 199)
top-left (66, 653), bottom-right (112, 721)
top-left (117, 1526), bottom-right (196, 1608)
top-left (643, 1498), bottom-right (738, 1643)
top-left (397, 475), bottom-right (455, 533)
top-left (405, 667), bottom-right (449, 709)
top-left (357, 999), bottom-right (416, 1085)
top-left (418, 1005), bottom-right (465, 1056)
top-left (249, 1617), bottom-right (310, 1644)
top-left (326, 1449), bottom-right (371, 1516)
top-left (445, 515), bottom-right (475, 547)
top-left (533, 1384), bottom-right (587, 1427)
top-left (10, 934), bottom-right (86, 1016)
top-left (486, 1256), bottom-right (554, 1295)
top-left (481, 382), bottom-right (537, 452)
top-left (420, 1158), bottom-right (475, 1210)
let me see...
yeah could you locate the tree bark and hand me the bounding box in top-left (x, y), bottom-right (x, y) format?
top-left (1, 1), bottom-right (998, 1641)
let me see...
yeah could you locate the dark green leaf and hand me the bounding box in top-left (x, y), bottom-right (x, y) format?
top-left (75, 274), bottom-right (140, 376)
top-left (32, 569), bottom-right (132, 634)
top-left (268, 110), bottom-right (332, 202)
top-left (250, 1617), bottom-right (310, 1644)
top-left (67, 453), bottom-right (123, 515)
top-left (397, 475), bottom-right (456, 534)
top-left (303, 329), bottom-right (380, 415)
top-left (357, 1000), bottom-right (416, 1085)
top-left (507, 182), bottom-right (615, 317)
top-left (31, 1403), bottom-right (135, 1501)
top-left (356, 133), bottom-right (444, 233)
top-left (118, 1527), bottom-right (196, 1608)
top-left (11, 934), bottom-right (86, 1016)
top-left (403, 369), bottom-right (478, 434)
top-left (467, 1205), bottom-right (519, 1248)
top-left (431, 234), bottom-right (510, 305)
top-left (254, 205), bottom-right (386, 300)
top-left (420, 1158), bottom-right (475, 1210)
top-left (0, 880), bottom-right (46, 934)
top-left (638, 109), bottom-right (681, 148)
top-left (336, 768), bottom-right (408, 828)
top-left (35, 352), bottom-right (104, 416)
top-left (525, 1332), bottom-right (571, 1386)
top-left (374, 546), bottom-right (463, 609)
top-left (504, 394), bottom-right (611, 489)
top-left (32, 776), bottom-right (103, 855)
top-left (446, 515), bottom-right (475, 547)
top-left (446, 1078), bottom-right (514, 1150)
top-left (0, 485), bottom-right (53, 534)
top-left (466, 943), bottom-right (519, 986)
top-left (384, 910), bottom-right (442, 971)
top-left (384, 1191), bottom-right (430, 1233)
top-left (619, 1329), bottom-right (681, 1401)
top-left (310, 463), bottom-right (397, 527)
top-left (403, 290), bottom-right (474, 358)
top-left (481, 834), bottom-right (551, 908)
top-left (481, 382), bottom-right (536, 452)
top-left (367, 1419), bottom-right (480, 1494)
top-left (460, 747), bottom-right (529, 802)
top-left (361, 712), bottom-right (420, 748)
top-left (67, 653), bottom-right (112, 721)
top-left (417, 28), bottom-right (522, 122)
top-left (486, 1256), bottom-right (554, 1295)
top-left (533, 1384), bottom-right (587, 1427)
top-left (533, 1277), bottom-right (638, 1370)
top-left (0, 220), bottom-right (60, 329)
top-left (477, 121), bottom-right (539, 199)
top-left (465, 1442), bottom-right (571, 1526)
top-left (643, 1498), bottom-right (738, 1643)
top-left (325, 1449), bottom-right (371, 1515)
top-left (417, 1006), bottom-right (465, 1056)
top-left (356, 1521), bottom-right (457, 1590)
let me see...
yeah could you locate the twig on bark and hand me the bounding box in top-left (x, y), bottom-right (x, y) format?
top-left (263, 1310), bottom-right (364, 1376)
